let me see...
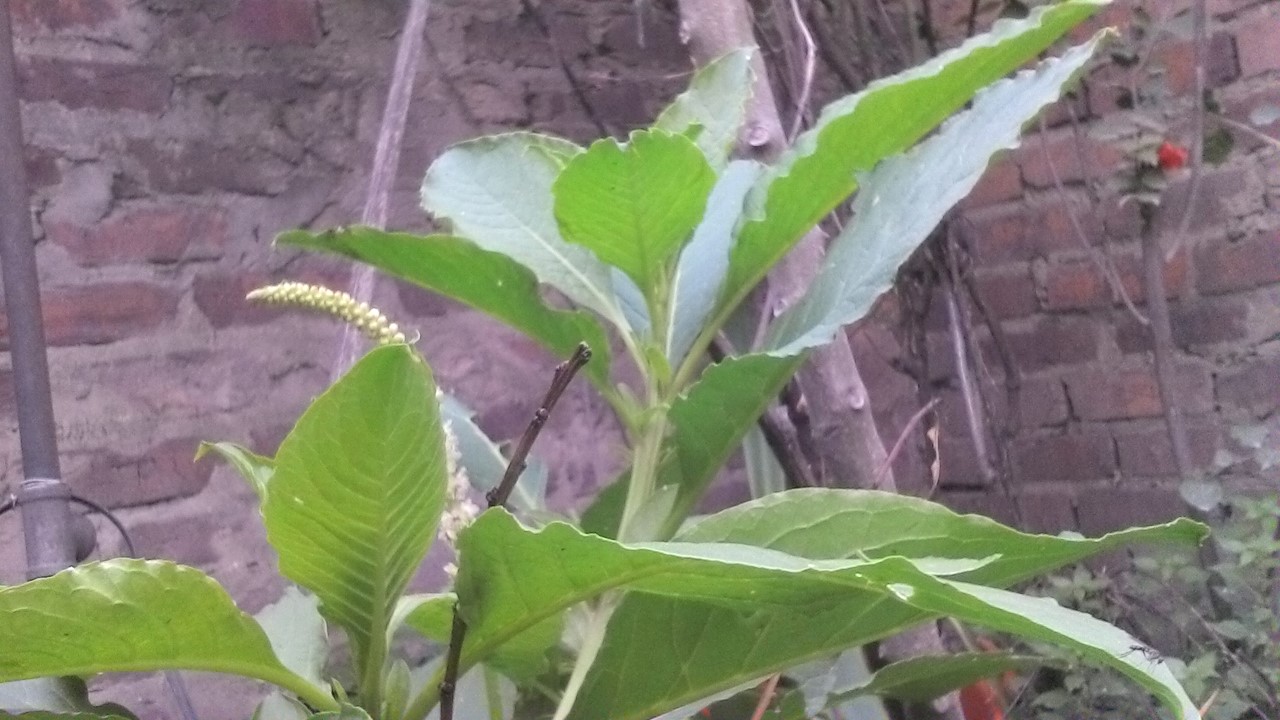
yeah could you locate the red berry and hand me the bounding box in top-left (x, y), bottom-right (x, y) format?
top-left (1157, 140), bottom-right (1188, 171)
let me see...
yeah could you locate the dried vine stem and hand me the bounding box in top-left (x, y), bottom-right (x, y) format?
top-left (334, 0), bottom-right (433, 378)
top-left (874, 397), bottom-right (939, 489)
top-left (1163, 0), bottom-right (1206, 261)
top-left (439, 342), bottom-right (592, 720)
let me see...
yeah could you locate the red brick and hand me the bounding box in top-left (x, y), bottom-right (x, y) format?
top-left (1064, 363), bottom-right (1214, 421)
top-left (959, 158), bottom-right (1023, 209)
top-left (1018, 376), bottom-right (1070, 429)
top-left (1115, 421), bottom-right (1222, 478)
top-left (1018, 131), bottom-right (1125, 190)
top-left (127, 139), bottom-right (288, 195)
top-left (964, 199), bottom-right (1096, 264)
top-left (972, 268), bottom-right (1038, 319)
top-left (0, 282), bottom-right (179, 349)
top-left (1041, 249), bottom-right (1188, 311)
top-left (17, 58), bottom-right (171, 113)
top-left (943, 492), bottom-right (1020, 527)
top-left (1196, 231), bottom-right (1280, 295)
top-left (1153, 167), bottom-right (1255, 237)
top-left (1116, 297), bottom-right (1251, 352)
top-left (398, 283), bottom-right (458, 318)
top-left (10, 0), bottom-right (120, 30)
top-left (964, 206), bottom-right (1029, 263)
top-left (1014, 429), bottom-right (1117, 484)
top-left (24, 145), bottom-right (60, 189)
top-left (48, 206), bottom-right (228, 267)
top-left (1236, 7), bottom-right (1280, 77)
top-left (1016, 492), bottom-right (1079, 533)
top-left (1216, 355), bottom-right (1280, 417)
top-left (1152, 33), bottom-right (1239, 94)
top-left (1074, 488), bottom-right (1186, 536)
top-left (996, 316), bottom-right (1100, 371)
top-left (67, 437), bottom-right (213, 508)
top-left (193, 273), bottom-right (280, 329)
top-left (1222, 88), bottom-right (1280, 153)
top-left (232, 0), bottom-right (321, 46)
top-left (130, 515), bottom-right (218, 566)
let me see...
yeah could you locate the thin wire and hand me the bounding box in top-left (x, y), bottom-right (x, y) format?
top-left (66, 494), bottom-right (136, 558)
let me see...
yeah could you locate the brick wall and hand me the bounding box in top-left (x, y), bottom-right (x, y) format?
top-left (860, 0), bottom-right (1280, 534)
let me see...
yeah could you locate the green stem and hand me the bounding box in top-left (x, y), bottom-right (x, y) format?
top-left (616, 411), bottom-right (669, 542)
top-left (550, 598), bottom-right (617, 720)
top-left (257, 666), bottom-right (343, 713)
top-left (402, 663), bottom-right (447, 720)
top-left (359, 636), bottom-right (387, 720)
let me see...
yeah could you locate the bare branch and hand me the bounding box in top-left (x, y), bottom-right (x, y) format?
top-left (785, 0), bottom-right (817, 141)
top-left (1164, 0), bottom-right (1207, 261)
top-left (874, 397), bottom-right (939, 489)
top-left (440, 343), bottom-right (592, 720)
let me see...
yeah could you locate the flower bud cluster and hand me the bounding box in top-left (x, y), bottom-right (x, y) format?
top-left (438, 389), bottom-right (480, 578)
top-left (246, 282), bottom-right (408, 345)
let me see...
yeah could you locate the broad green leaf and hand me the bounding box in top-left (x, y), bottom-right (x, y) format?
top-left (724, 0), bottom-right (1107, 308)
top-left (662, 353), bottom-right (803, 529)
top-left (655, 49), bottom-right (754, 168)
top-left (279, 228), bottom-right (611, 392)
top-left (823, 653), bottom-right (1055, 704)
top-left (0, 678), bottom-right (133, 718)
top-left (0, 560), bottom-right (333, 711)
top-left (453, 509), bottom-right (975, 682)
top-left (666, 161), bottom-right (762, 365)
top-left (768, 34), bottom-right (1106, 355)
top-left (439, 394), bottom-right (546, 513)
top-left (554, 130), bottom-right (716, 296)
top-left (420, 133), bottom-right (624, 325)
top-left (573, 566), bottom-right (1197, 720)
top-left (397, 593), bottom-right (560, 682)
top-left (255, 586), bottom-right (328, 690)
top-left (264, 345), bottom-right (447, 678)
top-left (578, 472), bottom-right (629, 539)
top-left (196, 441), bottom-right (273, 501)
top-left (574, 489), bottom-right (1201, 720)
top-left (677, 489), bottom-right (1207, 587)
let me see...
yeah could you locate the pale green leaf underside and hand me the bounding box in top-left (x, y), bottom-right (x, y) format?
top-left (279, 228), bottom-right (611, 392)
top-left (0, 677), bottom-right (133, 718)
top-left (264, 345), bottom-right (447, 672)
top-left (821, 652), bottom-right (1056, 705)
top-left (420, 133), bottom-right (623, 325)
top-left (0, 559), bottom-right (324, 705)
top-left (725, 0), bottom-right (1107, 305)
top-left (397, 593), bottom-right (560, 682)
top-left (655, 48), bottom-right (754, 168)
top-left (255, 586), bottom-right (329, 690)
top-left (769, 34), bottom-right (1107, 355)
top-left (554, 129), bottom-right (716, 294)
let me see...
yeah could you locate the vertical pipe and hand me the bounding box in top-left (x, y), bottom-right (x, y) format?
top-left (0, 0), bottom-right (76, 579)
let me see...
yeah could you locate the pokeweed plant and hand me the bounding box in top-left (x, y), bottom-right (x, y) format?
top-left (0, 3), bottom-right (1208, 720)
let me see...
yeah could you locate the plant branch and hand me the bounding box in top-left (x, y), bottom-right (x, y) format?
top-left (1038, 116), bottom-right (1149, 326)
top-left (874, 397), bottom-right (938, 489)
top-left (785, 0), bottom-right (817, 141)
top-left (334, 0), bottom-right (433, 379)
top-left (750, 673), bottom-right (783, 720)
top-left (1164, 0), bottom-right (1206, 262)
top-left (438, 343), bottom-right (592, 720)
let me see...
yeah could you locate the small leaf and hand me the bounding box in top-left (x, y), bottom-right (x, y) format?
top-left (1178, 478), bottom-right (1223, 513)
top-left (196, 442), bottom-right (274, 501)
top-left (254, 586), bottom-right (328, 690)
top-left (554, 130), bottom-right (716, 297)
top-left (655, 49), bottom-right (754, 168)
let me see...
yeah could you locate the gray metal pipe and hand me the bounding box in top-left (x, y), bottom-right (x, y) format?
top-left (0, 0), bottom-right (77, 579)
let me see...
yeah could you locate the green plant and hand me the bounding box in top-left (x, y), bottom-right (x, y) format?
top-left (0, 3), bottom-right (1208, 720)
top-left (1017, 418), bottom-right (1280, 720)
